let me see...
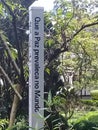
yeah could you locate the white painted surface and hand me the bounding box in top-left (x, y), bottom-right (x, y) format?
top-left (29, 5), bottom-right (44, 130)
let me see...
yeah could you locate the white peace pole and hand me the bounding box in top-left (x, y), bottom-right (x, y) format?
top-left (29, 4), bottom-right (44, 130)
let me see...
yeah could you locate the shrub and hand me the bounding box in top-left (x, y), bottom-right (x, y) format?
top-left (81, 99), bottom-right (94, 106)
top-left (73, 111), bottom-right (98, 130)
top-left (90, 90), bottom-right (98, 100)
top-left (0, 119), bottom-right (8, 130)
top-left (81, 99), bottom-right (98, 107)
top-left (7, 117), bottom-right (28, 130)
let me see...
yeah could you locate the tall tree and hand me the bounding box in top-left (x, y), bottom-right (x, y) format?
top-left (0, 0), bottom-right (98, 129)
top-left (44, 0), bottom-right (98, 129)
top-left (0, 0), bottom-right (35, 128)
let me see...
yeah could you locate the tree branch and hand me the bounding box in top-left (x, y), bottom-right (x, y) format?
top-left (0, 32), bottom-right (20, 75)
top-left (70, 21), bottom-right (98, 41)
top-left (60, 21), bottom-right (98, 53)
top-left (1, 0), bottom-right (25, 85)
top-left (46, 21), bottom-right (98, 66)
top-left (0, 65), bottom-right (22, 100)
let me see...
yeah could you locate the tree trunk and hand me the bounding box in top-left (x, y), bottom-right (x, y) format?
top-left (8, 84), bottom-right (22, 128)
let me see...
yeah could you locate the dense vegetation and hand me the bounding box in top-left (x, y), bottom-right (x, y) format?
top-left (0, 0), bottom-right (98, 129)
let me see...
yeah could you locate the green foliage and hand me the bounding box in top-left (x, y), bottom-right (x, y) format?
top-left (6, 42), bottom-right (18, 60)
top-left (1, 0), bottom-right (98, 129)
top-left (81, 99), bottom-right (98, 107)
top-left (73, 112), bottom-right (98, 130)
top-left (81, 99), bottom-right (94, 105)
top-left (0, 119), bottom-right (8, 130)
top-left (7, 118), bottom-right (28, 130)
top-left (91, 90), bottom-right (98, 100)
top-left (44, 91), bottom-right (69, 130)
top-left (45, 88), bottom-right (78, 129)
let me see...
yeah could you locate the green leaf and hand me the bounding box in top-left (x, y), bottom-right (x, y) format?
top-left (45, 68), bottom-right (50, 75)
